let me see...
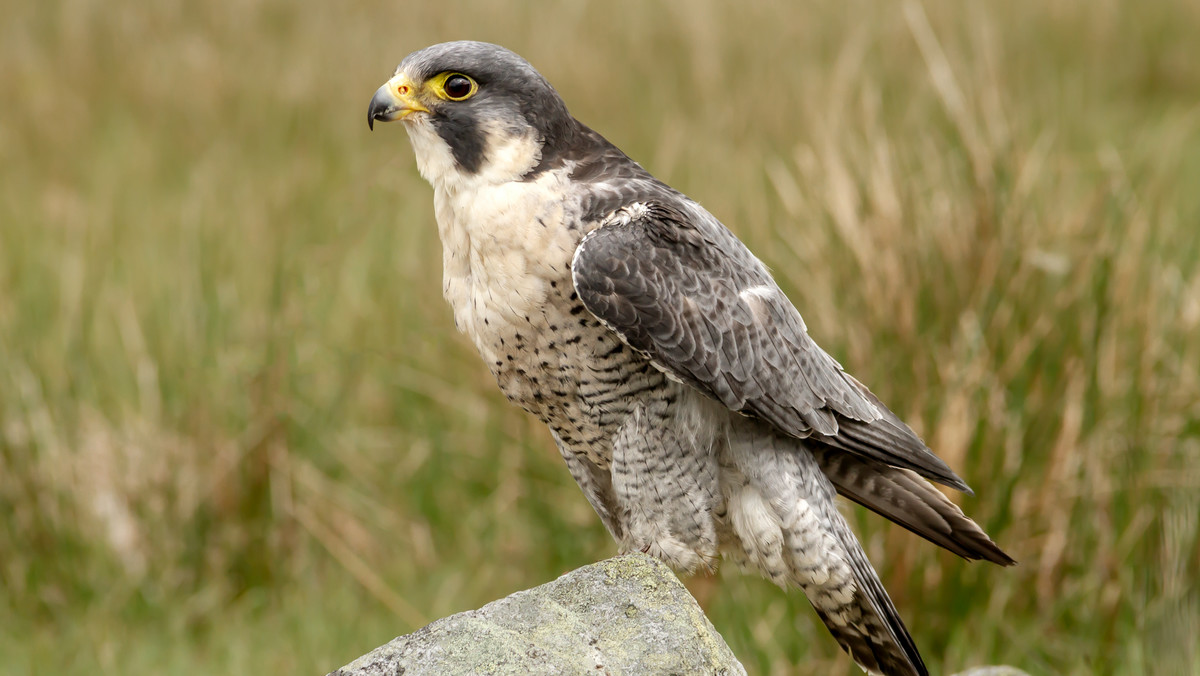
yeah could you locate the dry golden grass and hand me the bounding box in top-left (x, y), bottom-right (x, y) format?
top-left (1, 0), bottom-right (1198, 673)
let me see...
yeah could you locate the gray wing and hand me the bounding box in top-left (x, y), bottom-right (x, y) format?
top-left (571, 200), bottom-right (969, 492)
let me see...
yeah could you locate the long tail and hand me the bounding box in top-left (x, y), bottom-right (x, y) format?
top-left (811, 448), bottom-right (1016, 566)
top-left (724, 422), bottom-right (927, 676)
top-left (813, 515), bottom-right (927, 676)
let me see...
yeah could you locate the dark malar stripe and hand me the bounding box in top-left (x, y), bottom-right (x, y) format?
top-left (434, 109), bottom-right (487, 174)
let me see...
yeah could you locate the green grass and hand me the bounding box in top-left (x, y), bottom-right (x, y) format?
top-left (2, 0), bottom-right (1198, 674)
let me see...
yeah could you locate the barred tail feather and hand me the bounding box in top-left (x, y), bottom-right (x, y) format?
top-left (807, 517), bottom-right (927, 676)
top-left (812, 448), bottom-right (1016, 566)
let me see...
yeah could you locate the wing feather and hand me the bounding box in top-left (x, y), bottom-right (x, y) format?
top-left (572, 200), bottom-right (969, 491)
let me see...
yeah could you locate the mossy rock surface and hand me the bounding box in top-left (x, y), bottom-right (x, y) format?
top-left (330, 554), bottom-right (745, 676)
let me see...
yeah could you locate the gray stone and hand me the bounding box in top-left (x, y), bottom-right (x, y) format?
top-left (329, 553), bottom-right (745, 676)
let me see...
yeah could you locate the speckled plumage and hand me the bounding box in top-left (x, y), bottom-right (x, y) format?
top-left (369, 41), bottom-right (1013, 676)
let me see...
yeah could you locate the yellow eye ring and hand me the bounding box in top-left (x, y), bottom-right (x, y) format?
top-left (432, 72), bottom-right (478, 101)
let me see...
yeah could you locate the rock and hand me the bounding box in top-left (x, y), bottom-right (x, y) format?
top-left (329, 553), bottom-right (745, 676)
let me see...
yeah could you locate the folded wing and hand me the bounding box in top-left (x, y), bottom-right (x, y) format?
top-left (571, 200), bottom-right (969, 492)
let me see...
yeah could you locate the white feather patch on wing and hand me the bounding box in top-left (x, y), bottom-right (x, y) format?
top-left (737, 284), bottom-right (776, 323)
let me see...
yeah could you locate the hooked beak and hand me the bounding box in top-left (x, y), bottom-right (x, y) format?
top-left (367, 74), bottom-right (429, 130)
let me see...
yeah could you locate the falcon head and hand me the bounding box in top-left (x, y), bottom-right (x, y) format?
top-left (368, 41), bottom-right (578, 184)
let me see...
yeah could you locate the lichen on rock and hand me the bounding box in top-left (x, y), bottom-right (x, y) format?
top-left (328, 553), bottom-right (746, 676)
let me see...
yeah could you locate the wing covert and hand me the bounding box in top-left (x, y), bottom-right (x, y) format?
top-left (571, 201), bottom-right (968, 491)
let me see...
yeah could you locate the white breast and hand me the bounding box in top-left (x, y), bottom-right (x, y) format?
top-left (437, 174), bottom-right (580, 353)
top-left (402, 116), bottom-right (582, 362)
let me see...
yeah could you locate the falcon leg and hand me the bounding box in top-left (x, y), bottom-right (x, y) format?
top-left (721, 418), bottom-right (927, 676)
top-left (553, 430), bottom-right (625, 543)
top-left (608, 393), bottom-right (723, 574)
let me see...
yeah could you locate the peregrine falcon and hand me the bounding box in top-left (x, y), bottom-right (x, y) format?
top-left (368, 41), bottom-right (1013, 676)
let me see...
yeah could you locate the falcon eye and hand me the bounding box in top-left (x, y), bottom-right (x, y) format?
top-left (441, 73), bottom-right (477, 101)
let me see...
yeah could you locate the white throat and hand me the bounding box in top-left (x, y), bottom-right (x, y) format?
top-left (401, 115), bottom-right (581, 358)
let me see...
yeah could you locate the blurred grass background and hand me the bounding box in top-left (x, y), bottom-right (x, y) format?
top-left (2, 0), bottom-right (1198, 673)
